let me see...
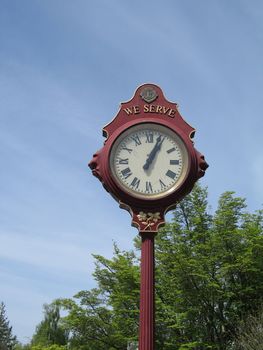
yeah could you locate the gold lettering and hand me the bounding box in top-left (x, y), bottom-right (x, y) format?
top-left (144, 104), bottom-right (149, 112)
top-left (156, 105), bottom-right (163, 113)
top-left (168, 109), bottom-right (176, 117)
top-left (142, 104), bottom-right (175, 117)
top-left (162, 106), bottom-right (170, 114)
top-left (149, 104), bottom-right (155, 112)
top-left (133, 106), bottom-right (140, 114)
top-left (123, 107), bottom-right (133, 115)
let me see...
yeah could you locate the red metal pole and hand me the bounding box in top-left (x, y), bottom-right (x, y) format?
top-left (139, 232), bottom-right (156, 350)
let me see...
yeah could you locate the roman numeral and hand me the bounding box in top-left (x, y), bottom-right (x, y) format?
top-left (118, 158), bottom-right (129, 164)
top-left (167, 147), bottom-right (176, 154)
top-left (131, 134), bottom-right (141, 146)
top-left (130, 177), bottom-right (140, 189)
top-left (170, 160), bottom-right (179, 165)
top-left (121, 167), bottom-right (132, 179)
top-left (146, 181), bottom-right (153, 193)
top-left (166, 170), bottom-right (176, 180)
top-left (145, 132), bottom-right (154, 143)
top-left (122, 146), bottom-right (133, 153)
top-left (159, 179), bottom-right (166, 190)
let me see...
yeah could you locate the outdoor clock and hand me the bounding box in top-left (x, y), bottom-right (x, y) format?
top-left (89, 84), bottom-right (208, 350)
top-left (89, 84), bottom-right (208, 232)
top-left (109, 122), bottom-right (189, 200)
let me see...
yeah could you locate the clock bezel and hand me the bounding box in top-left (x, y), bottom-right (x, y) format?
top-left (109, 122), bottom-right (190, 201)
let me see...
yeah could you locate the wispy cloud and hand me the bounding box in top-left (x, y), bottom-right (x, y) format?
top-left (1, 0), bottom-right (263, 343)
top-left (0, 230), bottom-right (93, 275)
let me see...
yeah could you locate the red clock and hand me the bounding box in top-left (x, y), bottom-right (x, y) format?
top-left (89, 84), bottom-right (208, 350)
top-left (89, 84), bottom-right (208, 232)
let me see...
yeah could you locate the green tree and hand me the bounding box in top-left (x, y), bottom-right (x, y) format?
top-left (0, 302), bottom-right (17, 350)
top-left (31, 346), bottom-right (66, 350)
top-left (154, 186), bottom-right (263, 349)
top-left (31, 304), bottom-right (68, 347)
top-left (57, 245), bottom-right (140, 350)
top-left (52, 186), bottom-right (263, 349)
top-left (14, 345), bottom-right (65, 350)
top-left (233, 306), bottom-right (263, 349)
top-left (14, 344), bottom-right (31, 350)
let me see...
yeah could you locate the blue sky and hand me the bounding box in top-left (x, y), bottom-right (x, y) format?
top-left (0, 0), bottom-right (262, 343)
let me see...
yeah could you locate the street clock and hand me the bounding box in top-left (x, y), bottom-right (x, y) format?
top-left (89, 83), bottom-right (208, 232)
top-left (89, 84), bottom-right (208, 350)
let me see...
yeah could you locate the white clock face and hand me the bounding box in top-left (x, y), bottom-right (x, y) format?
top-left (110, 123), bottom-right (189, 199)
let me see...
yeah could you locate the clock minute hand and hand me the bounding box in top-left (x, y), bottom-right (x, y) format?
top-left (143, 136), bottom-right (161, 170)
top-left (143, 135), bottom-right (164, 170)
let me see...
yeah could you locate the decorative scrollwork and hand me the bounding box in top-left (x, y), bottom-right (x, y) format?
top-left (137, 211), bottom-right (161, 230)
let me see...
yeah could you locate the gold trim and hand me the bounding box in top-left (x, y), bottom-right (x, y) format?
top-left (119, 201), bottom-right (164, 233)
top-left (165, 202), bottom-right (178, 214)
top-left (137, 211), bottom-right (161, 230)
top-left (102, 84), bottom-right (196, 158)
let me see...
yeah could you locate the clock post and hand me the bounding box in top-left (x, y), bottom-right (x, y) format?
top-left (89, 84), bottom-right (208, 350)
top-left (139, 231), bottom-right (156, 349)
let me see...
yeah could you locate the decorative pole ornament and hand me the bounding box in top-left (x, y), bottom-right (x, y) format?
top-left (89, 84), bottom-right (208, 349)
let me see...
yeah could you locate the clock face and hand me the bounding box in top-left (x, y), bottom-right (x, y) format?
top-left (109, 123), bottom-right (189, 200)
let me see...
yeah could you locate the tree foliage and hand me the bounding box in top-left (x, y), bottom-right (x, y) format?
top-left (154, 186), bottom-right (263, 349)
top-left (57, 245), bottom-right (140, 350)
top-left (15, 345), bottom-right (65, 350)
top-left (30, 346), bottom-right (66, 350)
top-left (234, 306), bottom-right (263, 349)
top-left (0, 302), bottom-right (17, 350)
top-left (31, 304), bottom-right (68, 347)
top-left (26, 185), bottom-right (263, 349)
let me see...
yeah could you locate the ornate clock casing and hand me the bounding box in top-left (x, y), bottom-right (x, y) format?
top-left (89, 84), bottom-right (208, 232)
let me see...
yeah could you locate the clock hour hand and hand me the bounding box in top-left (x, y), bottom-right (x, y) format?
top-left (143, 135), bottom-right (164, 170)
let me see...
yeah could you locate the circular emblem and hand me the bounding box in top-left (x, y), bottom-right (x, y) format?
top-left (140, 87), bottom-right (158, 103)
